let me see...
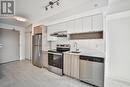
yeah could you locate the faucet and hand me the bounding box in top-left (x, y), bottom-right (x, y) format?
top-left (74, 42), bottom-right (79, 52)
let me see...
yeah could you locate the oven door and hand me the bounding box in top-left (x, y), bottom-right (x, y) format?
top-left (48, 52), bottom-right (63, 69)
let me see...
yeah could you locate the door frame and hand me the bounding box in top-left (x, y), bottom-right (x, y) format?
top-left (0, 28), bottom-right (20, 64)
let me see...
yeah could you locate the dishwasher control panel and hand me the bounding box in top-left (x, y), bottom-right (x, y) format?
top-left (80, 55), bottom-right (104, 63)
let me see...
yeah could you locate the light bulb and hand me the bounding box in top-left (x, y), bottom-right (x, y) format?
top-left (14, 16), bottom-right (27, 22)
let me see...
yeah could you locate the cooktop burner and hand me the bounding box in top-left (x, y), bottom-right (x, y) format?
top-left (48, 44), bottom-right (70, 53)
top-left (48, 50), bottom-right (61, 53)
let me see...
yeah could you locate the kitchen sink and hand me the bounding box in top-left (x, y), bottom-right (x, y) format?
top-left (71, 51), bottom-right (80, 53)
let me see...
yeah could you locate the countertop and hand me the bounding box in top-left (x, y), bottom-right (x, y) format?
top-left (43, 49), bottom-right (105, 58)
top-left (64, 50), bottom-right (105, 58)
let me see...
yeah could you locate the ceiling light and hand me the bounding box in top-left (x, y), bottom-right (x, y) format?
top-left (14, 16), bottom-right (27, 22)
top-left (45, 0), bottom-right (60, 11)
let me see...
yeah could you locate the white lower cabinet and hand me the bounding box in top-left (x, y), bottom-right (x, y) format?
top-left (64, 53), bottom-right (79, 79)
top-left (42, 51), bottom-right (48, 68)
top-left (64, 53), bottom-right (71, 76)
top-left (71, 54), bottom-right (79, 79)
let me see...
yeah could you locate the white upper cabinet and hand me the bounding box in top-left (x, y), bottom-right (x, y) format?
top-left (51, 22), bottom-right (67, 33)
top-left (67, 14), bottom-right (103, 33)
top-left (51, 24), bottom-right (60, 32)
top-left (92, 14), bottom-right (103, 31)
top-left (47, 14), bottom-right (103, 36)
top-left (54, 24), bottom-right (61, 32)
top-left (66, 20), bottom-right (75, 34)
top-left (58, 23), bottom-right (67, 31)
top-left (67, 19), bottom-right (82, 34)
top-left (47, 26), bottom-right (57, 41)
top-left (47, 26), bottom-right (53, 35)
top-left (74, 18), bottom-right (83, 33)
top-left (82, 16), bottom-right (92, 32)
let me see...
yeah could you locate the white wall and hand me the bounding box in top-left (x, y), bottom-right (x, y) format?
top-left (107, 0), bottom-right (130, 15)
top-left (105, 12), bottom-right (130, 87)
top-left (0, 23), bottom-right (25, 60)
top-left (105, 0), bottom-right (130, 86)
top-left (25, 24), bottom-right (32, 60)
top-left (42, 26), bottom-right (48, 51)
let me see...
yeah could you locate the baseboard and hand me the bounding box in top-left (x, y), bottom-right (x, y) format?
top-left (25, 58), bottom-right (31, 61)
top-left (0, 60), bottom-right (20, 65)
top-left (105, 74), bottom-right (130, 86)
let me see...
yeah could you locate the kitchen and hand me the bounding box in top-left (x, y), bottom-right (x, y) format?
top-left (0, 0), bottom-right (130, 87)
top-left (32, 13), bottom-right (104, 87)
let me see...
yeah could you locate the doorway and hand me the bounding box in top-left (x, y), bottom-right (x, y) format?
top-left (25, 32), bottom-right (32, 60)
top-left (0, 28), bottom-right (20, 64)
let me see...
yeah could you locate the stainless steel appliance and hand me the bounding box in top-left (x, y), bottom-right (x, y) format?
top-left (32, 33), bottom-right (42, 68)
top-left (48, 44), bottom-right (70, 75)
top-left (50, 31), bottom-right (67, 37)
top-left (79, 55), bottom-right (104, 87)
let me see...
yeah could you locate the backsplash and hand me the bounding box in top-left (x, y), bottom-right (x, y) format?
top-left (49, 37), bottom-right (104, 53)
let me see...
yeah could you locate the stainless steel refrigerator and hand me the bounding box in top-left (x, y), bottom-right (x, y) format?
top-left (32, 33), bottom-right (42, 68)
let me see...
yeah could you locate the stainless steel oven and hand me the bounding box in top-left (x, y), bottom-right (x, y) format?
top-left (48, 44), bottom-right (70, 76)
top-left (48, 52), bottom-right (63, 75)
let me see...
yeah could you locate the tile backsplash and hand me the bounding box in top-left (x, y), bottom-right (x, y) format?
top-left (49, 37), bottom-right (104, 53)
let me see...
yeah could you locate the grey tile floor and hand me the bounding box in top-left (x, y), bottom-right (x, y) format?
top-left (0, 60), bottom-right (93, 87)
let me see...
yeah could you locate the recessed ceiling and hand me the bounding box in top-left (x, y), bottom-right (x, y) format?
top-left (0, 0), bottom-right (108, 27)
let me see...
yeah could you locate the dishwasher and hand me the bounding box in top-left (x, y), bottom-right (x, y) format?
top-left (79, 55), bottom-right (104, 87)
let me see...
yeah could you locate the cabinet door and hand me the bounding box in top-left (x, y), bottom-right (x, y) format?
top-left (82, 16), bottom-right (92, 32)
top-left (34, 26), bottom-right (42, 34)
top-left (92, 14), bottom-right (103, 31)
top-left (63, 53), bottom-right (71, 76)
top-left (42, 51), bottom-right (48, 68)
top-left (66, 20), bottom-right (75, 34)
top-left (57, 23), bottom-right (67, 31)
top-left (71, 55), bottom-right (79, 79)
top-left (47, 26), bottom-right (54, 35)
top-left (74, 18), bottom-right (83, 33)
top-left (47, 26), bottom-right (57, 41)
top-left (53, 24), bottom-right (62, 32)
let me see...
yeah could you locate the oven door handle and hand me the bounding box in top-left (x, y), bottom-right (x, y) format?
top-left (48, 52), bottom-right (62, 56)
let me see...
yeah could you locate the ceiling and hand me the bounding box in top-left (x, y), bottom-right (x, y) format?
top-left (0, 0), bottom-right (108, 27)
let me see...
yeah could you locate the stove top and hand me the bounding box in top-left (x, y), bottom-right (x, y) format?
top-left (48, 50), bottom-right (60, 53)
top-left (48, 44), bottom-right (70, 53)
top-left (48, 49), bottom-right (69, 53)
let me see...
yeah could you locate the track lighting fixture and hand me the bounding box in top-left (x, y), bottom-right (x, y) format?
top-left (45, 0), bottom-right (60, 11)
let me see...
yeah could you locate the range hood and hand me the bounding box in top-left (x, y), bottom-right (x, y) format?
top-left (50, 31), bottom-right (67, 37)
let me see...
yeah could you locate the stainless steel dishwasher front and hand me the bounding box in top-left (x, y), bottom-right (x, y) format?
top-left (79, 55), bottom-right (104, 87)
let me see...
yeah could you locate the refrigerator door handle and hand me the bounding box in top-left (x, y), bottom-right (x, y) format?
top-left (0, 44), bottom-right (4, 48)
top-left (38, 37), bottom-right (40, 57)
